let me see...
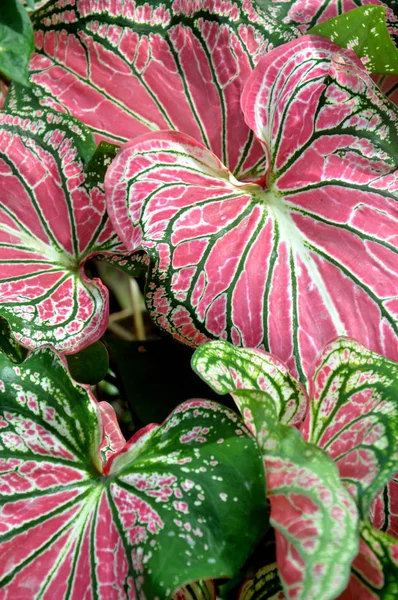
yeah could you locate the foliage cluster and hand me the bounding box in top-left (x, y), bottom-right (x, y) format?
top-left (0, 0), bottom-right (397, 598)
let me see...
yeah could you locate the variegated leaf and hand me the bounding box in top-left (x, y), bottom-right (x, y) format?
top-left (338, 522), bottom-right (398, 599)
top-left (370, 474), bottom-right (398, 538)
top-left (0, 110), bottom-right (124, 353)
top-left (191, 341), bottom-right (307, 426)
top-left (374, 74), bottom-right (398, 105)
top-left (107, 35), bottom-right (398, 381)
top-left (302, 338), bottom-right (398, 517)
top-left (256, 0), bottom-right (398, 45)
top-left (232, 388), bottom-right (359, 600)
top-left (238, 563), bottom-right (284, 600)
top-left (22, 0), bottom-right (294, 182)
top-left (0, 348), bottom-right (267, 598)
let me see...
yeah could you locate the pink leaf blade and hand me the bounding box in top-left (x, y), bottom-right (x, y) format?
top-left (108, 36), bottom-right (398, 381)
top-left (370, 473), bottom-right (398, 538)
top-left (0, 110), bottom-right (125, 353)
top-left (232, 389), bottom-right (359, 600)
top-left (0, 350), bottom-right (267, 598)
top-left (26, 0), bottom-right (291, 179)
top-left (302, 338), bottom-right (398, 517)
top-left (338, 521), bottom-right (398, 599)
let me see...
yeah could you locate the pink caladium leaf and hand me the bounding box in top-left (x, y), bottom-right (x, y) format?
top-left (338, 522), bottom-right (398, 599)
top-left (191, 341), bottom-right (307, 426)
top-left (0, 347), bottom-right (267, 598)
top-left (370, 474), bottom-right (398, 538)
top-left (231, 388), bottom-right (359, 600)
top-left (256, 0), bottom-right (398, 42)
top-left (192, 337), bottom-right (398, 597)
top-left (15, 0), bottom-right (296, 182)
top-left (302, 338), bottom-right (398, 517)
top-left (374, 74), bottom-right (398, 105)
top-left (106, 36), bottom-right (398, 382)
top-left (0, 110), bottom-right (127, 353)
top-left (237, 523), bottom-right (398, 600)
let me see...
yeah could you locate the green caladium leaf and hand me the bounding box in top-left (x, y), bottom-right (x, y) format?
top-left (0, 347), bottom-right (267, 597)
top-left (191, 341), bottom-right (307, 426)
top-left (302, 338), bottom-right (398, 517)
top-left (232, 388), bottom-right (359, 600)
top-left (65, 340), bottom-right (109, 384)
top-left (0, 0), bottom-right (34, 86)
top-left (308, 6), bottom-right (398, 74)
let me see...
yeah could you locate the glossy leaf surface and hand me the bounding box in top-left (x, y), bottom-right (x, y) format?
top-left (308, 6), bottom-right (398, 74)
top-left (25, 0), bottom-right (292, 181)
top-left (191, 341), bottom-right (307, 426)
top-left (107, 36), bottom-right (398, 381)
top-left (0, 348), bottom-right (267, 598)
top-left (0, 111), bottom-right (124, 353)
top-left (233, 389), bottom-right (359, 600)
top-left (302, 338), bottom-right (398, 516)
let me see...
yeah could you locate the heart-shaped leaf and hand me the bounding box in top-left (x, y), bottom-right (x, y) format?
top-left (21, 0), bottom-right (292, 181)
top-left (232, 388), bottom-right (359, 600)
top-left (302, 338), bottom-right (398, 517)
top-left (0, 347), bottom-right (267, 598)
top-left (0, 110), bottom-right (125, 353)
top-left (191, 341), bottom-right (307, 426)
top-left (107, 36), bottom-right (398, 381)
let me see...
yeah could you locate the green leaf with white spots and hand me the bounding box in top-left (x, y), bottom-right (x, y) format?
top-left (191, 341), bottom-right (307, 427)
top-left (0, 347), bottom-right (267, 598)
top-left (232, 389), bottom-right (359, 600)
top-left (309, 6), bottom-right (398, 74)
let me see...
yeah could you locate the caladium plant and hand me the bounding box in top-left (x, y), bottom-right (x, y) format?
top-left (106, 35), bottom-right (398, 382)
top-left (192, 337), bottom-right (398, 598)
top-left (0, 109), bottom-right (129, 354)
top-left (0, 346), bottom-right (267, 598)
